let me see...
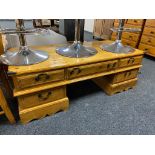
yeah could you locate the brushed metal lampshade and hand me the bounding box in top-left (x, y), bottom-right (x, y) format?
top-left (0, 19), bottom-right (48, 66)
top-left (101, 19), bottom-right (138, 54)
top-left (0, 46), bottom-right (48, 66)
top-left (100, 40), bottom-right (135, 54)
top-left (56, 19), bottom-right (97, 58)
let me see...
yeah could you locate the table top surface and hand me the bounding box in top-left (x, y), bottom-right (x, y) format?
top-left (8, 40), bottom-right (144, 75)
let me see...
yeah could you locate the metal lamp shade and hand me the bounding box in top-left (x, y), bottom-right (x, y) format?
top-left (0, 19), bottom-right (48, 66)
top-left (101, 19), bottom-right (135, 54)
top-left (0, 46), bottom-right (48, 66)
top-left (56, 19), bottom-right (97, 58)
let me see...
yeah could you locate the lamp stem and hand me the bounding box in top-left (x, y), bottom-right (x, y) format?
top-left (74, 19), bottom-right (81, 42)
top-left (117, 19), bottom-right (125, 40)
top-left (15, 19), bottom-right (27, 46)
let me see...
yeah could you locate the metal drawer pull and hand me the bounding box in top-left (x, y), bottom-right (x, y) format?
top-left (128, 57), bottom-right (135, 64)
top-left (38, 91), bottom-right (52, 101)
top-left (70, 68), bottom-right (81, 75)
top-left (128, 72), bottom-right (132, 76)
top-left (124, 72), bottom-right (131, 77)
top-left (124, 72), bottom-right (128, 77)
top-left (113, 62), bottom-right (117, 68)
top-left (107, 64), bottom-right (111, 69)
top-left (129, 36), bottom-right (132, 39)
top-left (150, 31), bottom-right (154, 34)
top-left (35, 73), bottom-right (50, 81)
top-left (107, 62), bottom-right (116, 69)
top-left (131, 58), bottom-right (135, 64)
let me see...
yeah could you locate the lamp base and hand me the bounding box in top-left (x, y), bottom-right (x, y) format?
top-left (0, 46), bottom-right (49, 66)
top-left (100, 40), bottom-right (135, 53)
top-left (56, 41), bottom-right (97, 58)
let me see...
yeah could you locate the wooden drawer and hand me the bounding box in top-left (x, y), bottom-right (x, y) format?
top-left (140, 35), bottom-right (155, 46)
top-left (143, 27), bottom-right (155, 37)
top-left (108, 69), bottom-right (139, 84)
top-left (93, 77), bottom-right (137, 95)
top-left (114, 22), bottom-right (142, 29)
top-left (18, 86), bottom-right (66, 110)
top-left (122, 39), bottom-right (137, 47)
top-left (122, 32), bottom-right (140, 42)
top-left (114, 19), bottom-right (143, 25)
top-left (114, 19), bottom-right (126, 23)
top-left (126, 19), bottom-right (143, 25)
top-left (13, 69), bottom-right (65, 89)
top-left (139, 43), bottom-right (155, 56)
top-left (145, 20), bottom-right (155, 27)
top-left (67, 60), bottom-right (118, 79)
top-left (119, 56), bottom-right (143, 68)
top-left (112, 32), bottom-right (140, 42)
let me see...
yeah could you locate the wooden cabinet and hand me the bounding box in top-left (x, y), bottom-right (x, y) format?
top-left (93, 19), bottom-right (114, 39)
top-left (138, 19), bottom-right (155, 57)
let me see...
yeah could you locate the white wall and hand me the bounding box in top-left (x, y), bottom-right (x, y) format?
top-left (84, 19), bottom-right (94, 33)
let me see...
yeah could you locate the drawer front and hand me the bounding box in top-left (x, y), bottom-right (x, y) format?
top-left (119, 56), bottom-right (143, 67)
top-left (114, 22), bottom-right (142, 29)
top-left (122, 39), bottom-right (137, 47)
top-left (126, 19), bottom-right (143, 25)
top-left (145, 20), bottom-right (155, 27)
top-left (139, 43), bottom-right (155, 56)
top-left (67, 60), bottom-right (118, 79)
top-left (14, 69), bottom-right (65, 89)
top-left (112, 69), bottom-right (139, 84)
top-left (140, 35), bottom-right (155, 46)
top-left (112, 32), bottom-right (140, 42)
top-left (122, 32), bottom-right (140, 42)
top-left (111, 33), bottom-right (116, 40)
top-left (143, 27), bottom-right (155, 37)
top-left (18, 86), bottom-right (66, 110)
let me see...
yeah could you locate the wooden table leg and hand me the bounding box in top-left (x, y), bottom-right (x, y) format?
top-left (0, 88), bottom-right (15, 124)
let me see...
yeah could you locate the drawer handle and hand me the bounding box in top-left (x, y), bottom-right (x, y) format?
top-left (107, 62), bottom-right (117, 69)
top-left (124, 72), bottom-right (131, 78)
top-left (150, 31), bottom-right (154, 34)
top-left (107, 64), bottom-right (111, 69)
top-left (144, 48), bottom-right (149, 51)
top-left (128, 58), bottom-right (135, 64)
top-left (129, 36), bottom-right (132, 39)
top-left (148, 40), bottom-right (151, 43)
top-left (124, 72), bottom-right (128, 77)
top-left (113, 62), bottom-right (117, 68)
top-left (128, 72), bottom-right (132, 76)
top-left (70, 68), bottom-right (81, 75)
top-left (134, 20), bottom-right (138, 23)
top-left (38, 91), bottom-right (52, 101)
top-left (35, 73), bottom-right (50, 82)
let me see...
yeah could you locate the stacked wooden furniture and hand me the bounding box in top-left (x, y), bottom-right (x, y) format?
top-left (138, 20), bottom-right (155, 57)
top-left (5, 40), bottom-right (144, 124)
top-left (111, 19), bottom-right (145, 48)
top-left (93, 19), bottom-right (114, 39)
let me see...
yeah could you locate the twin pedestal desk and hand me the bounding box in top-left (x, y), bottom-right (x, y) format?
top-left (8, 41), bottom-right (144, 123)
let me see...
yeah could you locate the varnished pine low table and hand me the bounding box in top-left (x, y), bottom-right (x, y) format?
top-left (8, 41), bottom-right (144, 123)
